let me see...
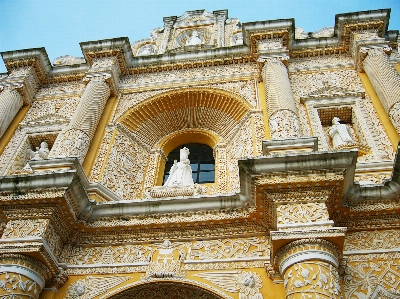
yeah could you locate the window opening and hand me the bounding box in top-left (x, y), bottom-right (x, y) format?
top-left (163, 143), bottom-right (215, 184)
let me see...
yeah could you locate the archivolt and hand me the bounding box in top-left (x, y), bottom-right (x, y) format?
top-left (102, 280), bottom-right (232, 299)
top-left (117, 88), bottom-right (251, 149)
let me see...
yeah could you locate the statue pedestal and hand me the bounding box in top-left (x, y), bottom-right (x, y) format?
top-left (147, 185), bottom-right (202, 198)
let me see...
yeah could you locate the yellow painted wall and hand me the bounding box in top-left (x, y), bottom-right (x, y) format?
top-left (83, 96), bottom-right (117, 176)
top-left (358, 72), bottom-right (398, 149)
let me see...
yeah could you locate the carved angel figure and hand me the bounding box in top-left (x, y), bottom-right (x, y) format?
top-left (163, 147), bottom-right (194, 187)
top-left (29, 141), bottom-right (49, 160)
top-left (329, 117), bottom-right (354, 149)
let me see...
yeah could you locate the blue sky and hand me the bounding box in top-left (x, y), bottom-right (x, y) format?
top-left (0, 0), bottom-right (399, 73)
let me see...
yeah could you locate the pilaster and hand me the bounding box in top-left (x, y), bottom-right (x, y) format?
top-left (158, 16), bottom-right (177, 54)
top-left (48, 78), bottom-right (110, 164)
top-left (260, 55), bottom-right (301, 139)
top-left (361, 47), bottom-right (400, 134)
top-left (213, 10), bottom-right (228, 47)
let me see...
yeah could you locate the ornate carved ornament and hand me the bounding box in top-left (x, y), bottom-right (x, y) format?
top-left (82, 47), bottom-right (129, 75)
top-left (101, 279), bottom-right (232, 299)
top-left (124, 56), bottom-right (253, 76)
top-left (246, 29), bottom-right (290, 61)
top-left (356, 44), bottom-right (392, 72)
top-left (3, 58), bottom-right (47, 85)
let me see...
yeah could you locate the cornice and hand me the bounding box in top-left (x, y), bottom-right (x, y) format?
top-left (1, 9), bottom-right (397, 84)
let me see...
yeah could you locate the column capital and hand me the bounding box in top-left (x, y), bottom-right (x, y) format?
top-left (274, 238), bottom-right (342, 275)
top-left (258, 54), bottom-right (289, 69)
top-left (83, 56), bottom-right (119, 95)
top-left (270, 227), bottom-right (346, 272)
top-left (0, 66), bottom-right (40, 105)
top-left (356, 43), bottom-right (391, 72)
top-left (162, 16), bottom-right (177, 28)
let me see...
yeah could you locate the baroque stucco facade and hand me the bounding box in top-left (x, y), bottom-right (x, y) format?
top-left (0, 8), bottom-right (399, 299)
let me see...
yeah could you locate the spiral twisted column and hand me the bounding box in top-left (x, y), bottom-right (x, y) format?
top-left (0, 254), bottom-right (50, 299)
top-left (0, 89), bottom-right (23, 139)
top-left (275, 239), bottom-right (342, 299)
top-left (49, 79), bottom-right (110, 163)
top-left (261, 58), bottom-right (300, 139)
top-left (363, 48), bottom-right (400, 133)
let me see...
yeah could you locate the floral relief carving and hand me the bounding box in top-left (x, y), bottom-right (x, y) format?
top-left (22, 97), bottom-right (80, 124)
top-left (88, 126), bottom-right (114, 183)
top-left (344, 254), bottom-right (400, 299)
top-left (0, 271), bottom-right (41, 299)
top-left (0, 132), bottom-right (26, 176)
top-left (344, 230), bottom-right (400, 251)
top-left (64, 244), bottom-right (153, 266)
top-left (288, 56), bottom-right (354, 73)
top-left (194, 271), bottom-right (263, 299)
top-left (119, 64), bottom-right (257, 88)
top-left (35, 83), bottom-right (85, 97)
top-left (269, 109), bottom-right (301, 139)
top-left (226, 118), bottom-right (255, 192)
top-left (284, 261), bottom-right (342, 299)
top-left (187, 237), bottom-right (270, 260)
top-left (277, 202), bottom-right (329, 225)
top-left (290, 69), bottom-right (364, 100)
top-left (49, 129), bottom-right (90, 163)
top-left (2, 219), bottom-right (48, 239)
top-left (43, 222), bottom-right (64, 259)
top-left (65, 276), bottom-right (131, 299)
top-left (389, 102), bottom-right (400, 134)
top-left (100, 129), bottom-right (149, 199)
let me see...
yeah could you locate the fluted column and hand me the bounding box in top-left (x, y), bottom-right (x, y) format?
top-left (0, 89), bottom-right (23, 138)
top-left (261, 58), bottom-right (301, 139)
top-left (49, 79), bottom-right (110, 163)
top-left (275, 239), bottom-right (342, 299)
top-left (363, 48), bottom-right (400, 133)
top-left (0, 254), bottom-right (50, 299)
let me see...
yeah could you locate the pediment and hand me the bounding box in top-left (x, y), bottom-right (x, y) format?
top-left (174, 10), bottom-right (222, 27)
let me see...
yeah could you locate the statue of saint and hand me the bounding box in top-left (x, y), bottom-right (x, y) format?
top-left (29, 141), bottom-right (49, 160)
top-left (186, 30), bottom-right (202, 46)
top-left (163, 147), bottom-right (194, 187)
top-left (329, 117), bottom-right (354, 149)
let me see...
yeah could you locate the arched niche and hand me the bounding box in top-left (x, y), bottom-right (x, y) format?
top-left (117, 88), bottom-right (253, 191)
top-left (104, 281), bottom-right (230, 299)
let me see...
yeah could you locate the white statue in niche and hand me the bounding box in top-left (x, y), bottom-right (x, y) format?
top-left (137, 44), bottom-right (155, 56)
top-left (163, 147), bottom-right (194, 187)
top-left (29, 141), bottom-right (49, 160)
top-left (329, 117), bottom-right (354, 149)
top-left (186, 30), bottom-right (202, 46)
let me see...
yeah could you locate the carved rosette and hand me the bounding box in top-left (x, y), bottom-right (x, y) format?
top-left (275, 239), bottom-right (343, 299)
top-left (0, 254), bottom-right (50, 299)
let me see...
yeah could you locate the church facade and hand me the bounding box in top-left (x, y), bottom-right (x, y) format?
top-left (0, 8), bottom-right (399, 299)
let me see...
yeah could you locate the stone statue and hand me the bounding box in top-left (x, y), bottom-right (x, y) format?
top-left (186, 30), bottom-right (202, 46)
top-left (29, 141), bottom-right (49, 160)
top-left (163, 147), bottom-right (194, 187)
top-left (329, 117), bottom-right (354, 148)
